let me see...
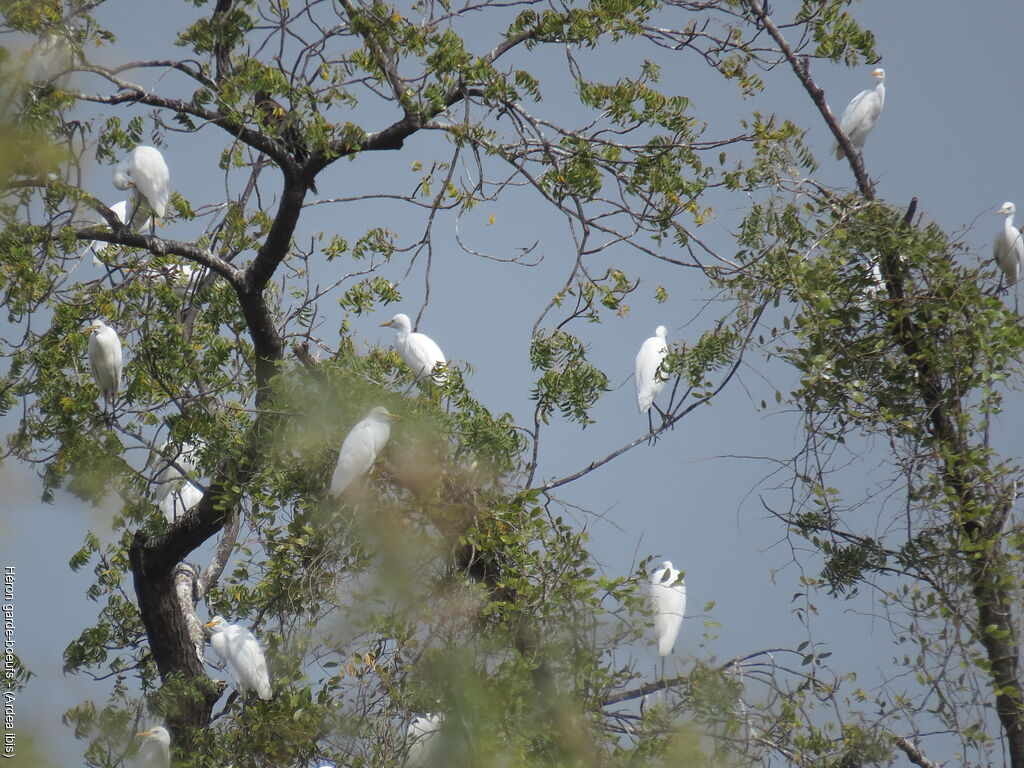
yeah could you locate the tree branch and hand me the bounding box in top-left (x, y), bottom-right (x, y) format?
top-left (893, 736), bottom-right (940, 768)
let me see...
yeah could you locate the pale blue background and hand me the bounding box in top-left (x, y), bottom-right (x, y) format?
top-left (3, 1), bottom-right (1023, 764)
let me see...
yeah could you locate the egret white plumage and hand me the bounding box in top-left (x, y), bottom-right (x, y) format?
top-left (648, 560), bottom-right (686, 658)
top-left (88, 201), bottom-right (151, 266)
top-left (832, 68), bottom-right (885, 160)
top-left (159, 480), bottom-right (204, 522)
top-left (134, 726), bottom-right (170, 768)
top-left (635, 325), bottom-right (669, 414)
top-left (405, 713), bottom-right (443, 768)
top-left (381, 313), bottom-right (446, 382)
top-left (87, 319), bottom-right (122, 421)
top-left (329, 406), bottom-right (395, 496)
top-left (204, 616), bottom-right (272, 700)
top-left (994, 202), bottom-right (1023, 293)
top-left (151, 439), bottom-right (203, 502)
top-left (113, 146), bottom-right (169, 231)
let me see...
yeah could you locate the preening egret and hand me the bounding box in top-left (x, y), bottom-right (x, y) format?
top-left (635, 325), bottom-right (669, 414)
top-left (405, 713), bottom-right (443, 768)
top-left (205, 616), bottom-right (272, 700)
top-left (330, 406), bottom-right (395, 496)
top-left (113, 146), bottom-right (169, 230)
top-left (159, 480), bottom-right (204, 522)
top-left (832, 68), bottom-right (885, 160)
top-left (381, 313), bottom-right (446, 382)
top-left (135, 726), bottom-right (170, 768)
top-left (994, 202), bottom-right (1023, 293)
top-left (87, 319), bottom-right (122, 420)
top-left (648, 560), bottom-right (686, 658)
top-left (151, 439), bottom-right (203, 502)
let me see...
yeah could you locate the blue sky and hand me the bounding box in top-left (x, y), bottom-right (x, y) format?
top-left (3, 1), bottom-right (1024, 765)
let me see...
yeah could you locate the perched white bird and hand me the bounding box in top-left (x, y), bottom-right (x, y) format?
top-left (151, 439), bottom-right (204, 502)
top-left (832, 68), bottom-right (885, 160)
top-left (135, 726), bottom-right (170, 768)
top-left (381, 313), bottom-right (446, 382)
top-left (113, 146), bottom-right (170, 228)
top-left (89, 200), bottom-right (128, 266)
top-left (994, 202), bottom-right (1023, 290)
top-left (405, 713), bottom-right (443, 768)
top-left (88, 201), bottom-right (151, 266)
top-left (205, 616), bottom-right (272, 700)
top-left (329, 406), bottom-right (395, 496)
top-left (635, 325), bottom-right (669, 414)
top-left (87, 320), bottom-right (122, 419)
top-left (648, 560), bottom-right (686, 658)
top-left (159, 480), bottom-right (204, 523)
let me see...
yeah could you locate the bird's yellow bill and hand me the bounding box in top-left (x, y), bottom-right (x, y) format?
top-left (136, 730), bottom-right (154, 738)
top-left (203, 619), bottom-right (220, 628)
top-left (378, 320), bottom-right (392, 327)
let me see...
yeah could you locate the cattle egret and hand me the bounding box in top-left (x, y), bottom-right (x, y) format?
top-left (635, 325), bottom-right (669, 414)
top-left (135, 726), bottom-right (170, 768)
top-left (405, 713), bottom-right (443, 768)
top-left (113, 146), bottom-right (169, 230)
top-left (330, 406), bottom-right (394, 496)
top-left (994, 202), bottom-right (1023, 294)
top-left (89, 200), bottom-right (151, 265)
top-left (151, 439), bottom-right (203, 502)
top-left (648, 560), bottom-right (686, 658)
top-left (204, 616), bottom-right (272, 700)
top-left (87, 319), bottom-right (122, 421)
top-left (832, 68), bottom-right (885, 160)
top-left (159, 480), bottom-right (204, 523)
top-left (381, 313), bottom-right (446, 382)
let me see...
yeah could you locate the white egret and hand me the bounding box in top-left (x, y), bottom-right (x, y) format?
top-left (204, 616), bottom-right (272, 700)
top-left (135, 726), bottom-right (170, 768)
top-left (381, 313), bottom-right (446, 382)
top-left (159, 480), bottom-right (204, 523)
top-left (994, 202), bottom-right (1023, 296)
top-left (832, 68), bottom-right (885, 160)
top-left (87, 319), bottom-right (122, 421)
top-left (88, 201), bottom-right (151, 266)
top-left (405, 713), bottom-right (443, 768)
top-left (113, 146), bottom-right (170, 231)
top-left (648, 560), bottom-right (686, 658)
top-left (329, 406), bottom-right (395, 496)
top-left (635, 325), bottom-right (669, 414)
top-left (151, 439), bottom-right (203, 502)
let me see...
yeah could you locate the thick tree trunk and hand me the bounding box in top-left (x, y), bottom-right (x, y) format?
top-left (130, 533), bottom-right (223, 738)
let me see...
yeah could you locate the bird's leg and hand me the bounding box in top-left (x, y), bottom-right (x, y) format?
top-left (127, 193), bottom-right (142, 234)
